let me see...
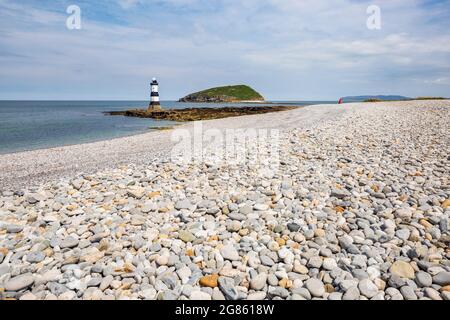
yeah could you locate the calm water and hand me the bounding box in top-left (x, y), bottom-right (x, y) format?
top-left (0, 100), bottom-right (333, 154)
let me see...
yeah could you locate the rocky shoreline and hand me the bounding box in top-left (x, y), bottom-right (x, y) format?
top-left (0, 100), bottom-right (449, 300)
top-left (105, 106), bottom-right (298, 122)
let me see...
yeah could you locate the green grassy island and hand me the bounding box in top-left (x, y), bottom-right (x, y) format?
top-left (179, 85), bottom-right (265, 103)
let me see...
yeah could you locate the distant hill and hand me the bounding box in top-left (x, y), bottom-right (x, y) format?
top-left (343, 95), bottom-right (411, 102)
top-left (179, 85), bottom-right (265, 103)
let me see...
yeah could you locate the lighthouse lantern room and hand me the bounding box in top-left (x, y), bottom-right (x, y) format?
top-left (148, 77), bottom-right (162, 111)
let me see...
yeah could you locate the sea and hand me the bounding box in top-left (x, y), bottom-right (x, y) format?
top-left (0, 100), bottom-right (334, 154)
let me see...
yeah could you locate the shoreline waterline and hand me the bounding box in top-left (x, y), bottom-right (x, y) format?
top-left (0, 100), bottom-right (329, 155)
top-left (0, 102), bottom-right (344, 191)
top-left (2, 100), bottom-right (447, 192)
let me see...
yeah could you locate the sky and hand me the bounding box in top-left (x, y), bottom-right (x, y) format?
top-left (0, 0), bottom-right (449, 100)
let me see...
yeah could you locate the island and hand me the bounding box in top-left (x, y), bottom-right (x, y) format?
top-left (105, 83), bottom-right (300, 122)
top-left (342, 95), bottom-right (411, 103)
top-left (179, 85), bottom-right (265, 103)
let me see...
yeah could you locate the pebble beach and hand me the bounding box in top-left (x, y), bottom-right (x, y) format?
top-left (0, 100), bottom-right (449, 300)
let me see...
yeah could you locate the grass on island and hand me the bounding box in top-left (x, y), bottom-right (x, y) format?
top-left (179, 85), bottom-right (265, 102)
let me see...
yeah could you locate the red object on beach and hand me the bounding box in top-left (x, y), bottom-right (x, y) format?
top-left (338, 98), bottom-right (344, 104)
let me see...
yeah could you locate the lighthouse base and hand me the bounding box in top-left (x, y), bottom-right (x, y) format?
top-left (148, 102), bottom-right (162, 111)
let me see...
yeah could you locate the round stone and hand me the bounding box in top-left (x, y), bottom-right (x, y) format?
top-left (307, 256), bottom-right (322, 269)
top-left (260, 255), bottom-right (275, 267)
top-left (390, 261), bottom-right (415, 279)
top-left (415, 271), bottom-right (432, 287)
top-left (305, 278), bottom-right (325, 297)
top-left (343, 286), bottom-right (360, 300)
top-left (60, 236), bottom-right (79, 249)
top-left (293, 261), bottom-right (308, 274)
top-left (358, 279), bottom-right (378, 298)
top-left (395, 228), bottom-right (410, 241)
top-left (156, 255), bottom-right (169, 266)
top-left (250, 273), bottom-right (267, 291)
top-left (432, 272), bottom-right (450, 286)
top-left (199, 275), bottom-right (219, 288)
top-left (179, 230), bottom-right (196, 243)
top-left (220, 244), bottom-right (240, 261)
top-left (254, 203), bottom-right (269, 211)
top-left (287, 223), bottom-right (301, 232)
top-left (424, 287), bottom-right (442, 300)
top-left (26, 251), bottom-right (46, 263)
top-left (322, 258), bottom-right (337, 270)
top-left (328, 292), bottom-right (343, 300)
top-left (5, 274), bottom-right (35, 291)
top-left (400, 286), bottom-right (417, 300)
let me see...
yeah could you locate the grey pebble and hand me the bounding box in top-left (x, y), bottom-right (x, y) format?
top-left (218, 277), bottom-right (239, 300)
top-left (60, 236), bottom-right (79, 249)
top-left (415, 271), bottom-right (432, 287)
top-left (343, 286), bottom-right (360, 300)
top-left (305, 278), bottom-right (325, 297)
top-left (400, 286), bottom-right (417, 300)
top-left (5, 273), bottom-right (35, 291)
top-left (26, 251), bottom-right (46, 263)
top-left (432, 272), bottom-right (450, 286)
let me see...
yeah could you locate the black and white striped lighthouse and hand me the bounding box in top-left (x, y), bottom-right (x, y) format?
top-left (148, 77), bottom-right (161, 111)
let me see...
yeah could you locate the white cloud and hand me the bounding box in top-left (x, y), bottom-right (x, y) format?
top-left (0, 0), bottom-right (449, 99)
top-left (117, 0), bottom-right (143, 9)
top-left (117, 0), bottom-right (199, 9)
top-left (423, 77), bottom-right (450, 85)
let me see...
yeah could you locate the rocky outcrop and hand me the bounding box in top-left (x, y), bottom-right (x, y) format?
top-left (179, 95), bottom-right (242, 103)
top-left (106, 106), bottom-right (297, 122)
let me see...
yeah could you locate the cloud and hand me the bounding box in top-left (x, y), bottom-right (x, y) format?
top-left (117, 0), bottom-right (143, 9)
top-left (117, 0), bottom-right (200, 9)
top-left (0, 0), bottom-right (449, 100)
top-left (424, 77), bottom-right (450, 85)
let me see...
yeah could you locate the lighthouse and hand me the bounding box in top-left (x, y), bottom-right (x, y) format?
top-left (148, 77), bottom-right (162, 111)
